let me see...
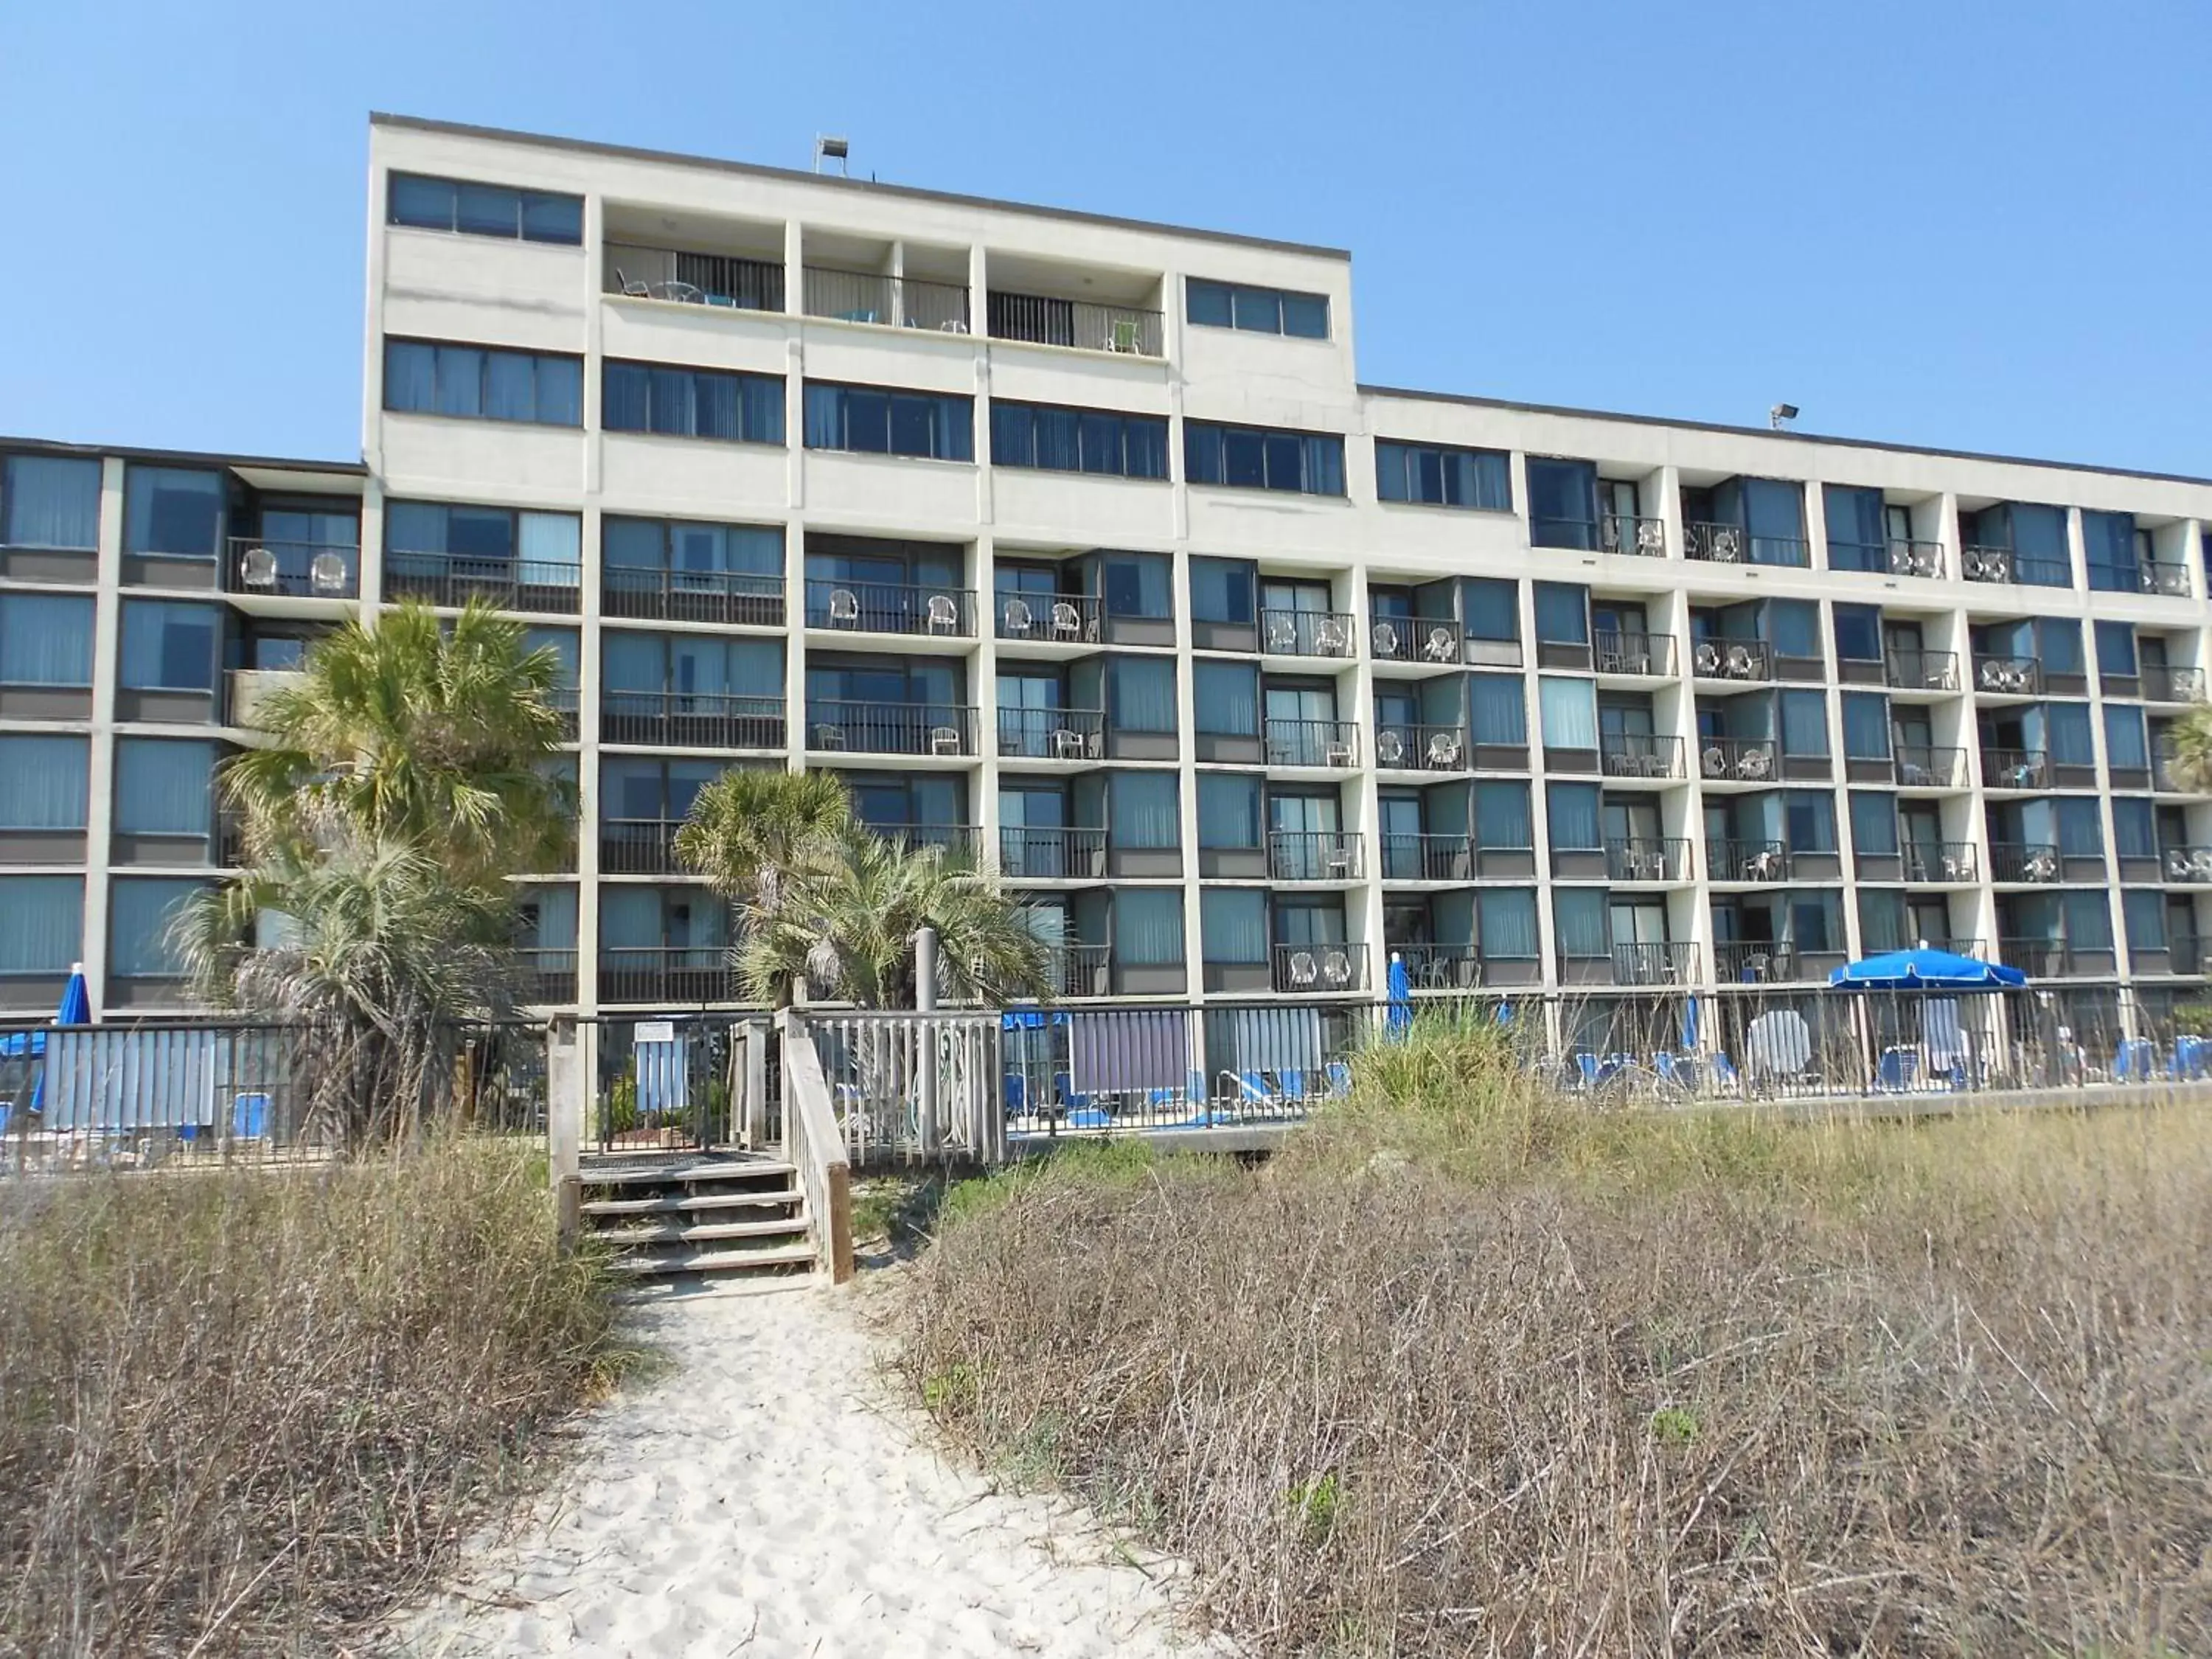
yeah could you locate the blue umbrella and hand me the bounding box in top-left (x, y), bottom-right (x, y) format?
top-left (1385, 952), bottom-right (1413, 1040)
top-left (25, 962), bottom-right (88, 1114)
top-left (1680, 992), bottom-right (1700, 1052)
top-left (1826, 947), bottom-right (2026, 992)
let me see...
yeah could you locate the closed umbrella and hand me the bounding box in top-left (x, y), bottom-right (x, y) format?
top-left (26, 961), bottom-right (89, 1115)
top-left (1385, 952), bottom-right (1413, 1040)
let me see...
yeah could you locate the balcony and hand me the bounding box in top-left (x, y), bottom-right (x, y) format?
top-left (1270, 941), bottom-right (1368, 994)
top-left (1686, 522), bottom-right (1806, 567)
top-left (997, 706), bottom-right (1105, 761)
top-left (1608, 941), bottom-right (1697, 987)
top-left (1963, 546), bottom-right (2070, 588)
top-left (1714, 942), bottom-right (1798, 983)
top-left (1988, 842), bottom-right (2060, 883)
top-left (1369, 616), bottom-right (1463, 664)
top-left (1606, 838), bottom-right (1688, 882)
top-left (600, 692), bottom-right (787, 751)
top-left (804, 579), bottom-right (975, 638)
top-left (1697, 737), bottom-right (1778, 784)
top-left (1265, 719), bottom-right (1360, 769)
top-left (1690, 638), bottom-right (1773, 682)
top-left (1708, 839), bottom-right (1791, 883)
top-left (597, 947), bottom-right (733, 1006)
top-left (384, 550), bottom-right (582, 615)
top-left (544, 685), bottom-right (580, 743)
top-left (1600, 513), bottom-right (1666, 557)
top-left (869, 824), bottom-right (979, 860)
top-left (605, 244), bottom-right (785, 311)
top-left (1599, 732), bottom-right (1683, 781)
top-left (226, 667), bottom-right (305, 731)
top-left (999, 827), bottom-right (1108, 880)
top-left (996, 591), bottom-right (1099, 644)
top-left (2143, 665), bottom-right (2206, 704)
top-left (2140, 560), bottom-right (2193, 597)
top-left (805, 701), bottom-right (978, 757)
top-left (1997, 939), bottom-right (2094, 978)
top-left (1379, 832), bottom-right (1475, 883)
top-left (226, 535), bottom-right (358, 599)
top-left (1043, 944), bottom-right (1113, 999)
top-left (1885, 650), bottom-right (1959, 692)
top-left (802, 266), bottom-right (970, 333)
top-left (2154, 743), bottom-right (2199, 794)
top-left (2164, 845), bottom-right (2212, 884)
top-left (600, 818), bottom-right (687, 875)
top-left (1268, 830), bottom-right (1364, 882)
top-left (1981, 748), bottom-right (2051, 791)
top-left (1902, 842), bottom-right (1978, 883)
top-left (1395, 943), bottom-right (1486, 990)
top-left (602, 566), bottom-right (785, 627)
top-left (1374, 722), bottom-right (1468, 772)
top-left (1893, 745), bottom-right (1965, 787)
top-left (1594, 630), bottom-right (1675, 677)
top-left (515, 948), bottom-right (579, 1006)
top-left (1260, 608), bottom-right (1356, 659)
top-left (1972, 655), bottom-right (2041, 695)
top-left (986, 291), bottom-right (1163, 357)
top-left (1829, 538), bottom-right (1945, 580)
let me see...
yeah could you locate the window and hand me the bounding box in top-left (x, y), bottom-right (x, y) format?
top-left (1526, 458), bottom-right (1599, 549)
top-left (2045, 703), bottom-right (2096, 766)
top-left (114, 740), bottom-right (216, 837)
top-left (1768, 599), bottom-right (1820, 661)
top-left (2124, 889), bottom-right (2167, 950)
top-left (123, 466), bottom-right (223, 558)
top-left (386, 172), bottom-right (582, 245)
top-left (2083, 509), bottom-right (2137, 592)
top-left (385, 501), bottom-right (582, 580)
top-left (1183, 422), bottom-right (1345, 496)
top-left (990, 401), bottom-right (1169, 479)
top-left (109, 877), bottom-right (205, 977)
top-left (602, 757), bottom-right (723, 821)
top-left (602, 632), bottom-right (782, 697)
top-left (1832, 603), bottom-right (1882, 663)
top-left (1192, 661), bottom-right (1258, 735)
top-left (1114, 889), bottom-right (1186, 966)
top-left (1108, 772), bottom-right (1179, 849)
top-left (1101, 552), bottom-right (1172, 619)
top-left (1469, 674), bottom-right (1526, 745)
top-left (604, 361), bottom-right (784, 444)
top-left (0, 736), bottom-right (88, 828)
top-left (1849, 790), bottom-right (1898, 856)
top-left (1841, 693), bottom-right (1891, 759)
top-left (1533, 582), bottom-right (1589, 645)
top-left (2055, 798), bottom-right (2104, 857)
top-left (0, 875), bottom-right (80, 974)
top-left (2105, 705), bottom-right (2149, 770)
top-left (1739, 478), bottom-right (1808, 566)
top-left (2039, 620), bottom-right (2085, 678)
top-left (2112, 796), bottom-right (2157, 859)
top-left (1547, 783), bottom-right (1600, 849)
top-left (1473, 781), bottom-right (1533, 849)
top-left (1823, 485), bottom-right (1888, 572)
top-left (1790, 892), bottom-right (1844, 953)
top-left (1197, 772), bottom-right (1262, 848)
top-left (2062, 891), bottom-right (2113, 950)
top-left (1185, 279), bottom-right (1328, 339)
top-left (1463, 579), bottom-right (1519, 643)
top-left (603, 518), bottom-right (782, 582)
top-left (1189, 557), bottom-right (1255, 625)
top-left (2095, 620), bottom-right (2138, 675)
top-left (804, 382), bottom-right (973, 461)
top-left (1785, 790), bottom-right (1836, 851)
top-left (119, 601), bottom-right (219, 692)
top-left (1375, 441), bottom-right (1509, 510)
top-left (383, 339), bottom-right (582, 426)
top-left (1857, 889), bottom-right (1909, 954)
top-left (1, 454), bottom-right (101, 549)
top-left (1781, 690), bottom-right (1830, 757)
top-left (1107, 657), bottom-right (1177, 733)
top-left (1537, 677), bottom-right (1597, 749)
top-left (0, 592), bottom-right (94, 685)
top-left (1200, 888), bottom-right (1267, 964)
top-left (1478, 890), bottom-right (1540, 959)
top-left (1552, 888), bottom-right (1609, 958)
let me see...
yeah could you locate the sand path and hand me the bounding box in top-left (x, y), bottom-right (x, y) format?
top-left (386, 1281), bottom-right (1221, 1659)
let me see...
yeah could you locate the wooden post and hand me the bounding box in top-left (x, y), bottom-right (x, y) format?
top-left (744, 1018), bottom-right (769, 1149)
top-left (546, 1015), bottom-right (583, 1248)
top-left (915, 924), bottom-right (940, 1156)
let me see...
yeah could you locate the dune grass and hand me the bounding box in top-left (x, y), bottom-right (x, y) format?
top-left (899, 1012), bottom-right (2212, 1656)
top-left (0, 1141), bottom-right (627, 1658)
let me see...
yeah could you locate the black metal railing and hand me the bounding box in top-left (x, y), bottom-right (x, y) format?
top-left (1714, 942), bottom-right (1798, 983)
top-left (1594, 630), bottom-right (1675, 676)
top-left (602, 566), bottom-right (785, 626)
top-left (226, 535), bottom-right (359, 598)
top-left (1894, 745), bottom-right (1965, 787)
top-left (2143, 665), bottom-right (2205, 703)
top-left (987, 291), bottom-right (1164, 357)
top-left (995, 591), bottom-right (1100, 642)
top-left (1259, 608), bottom-right (1357, 658)
top-left (1265, 718), bottom-right (1360, 768)
top-left (383, 550), bottom-right (582, 614)
top-left (515, 948), bottom-right (579, 1006)
top-left (804, 578), bottom-right (975, 636)
top-left (599, 818), bottom-right (688, 875)
top-left (1042, 944), bottom-right (1113, 999)
top-left (1902, 842), bottom-right (1978, 883)
top-left (1697, 737), bottom-right (1778, 782)
top-left (1393, 943), bottom-right (1486, 990)
top-left (997, 706), bottom-right (1106, 760)
top-left (1599, 731), bottom-right (1683, 779)
top-left (606, 243), bottom-right (785, 310)
top-left (596, 947), bottom-right (733, 1006)
top-left (1605, 838), bottom-right (1688, 881)
top-left (1988, 842), bottom-right (2061, 883)
top-left (1709, 839), bottom-right (1791, 882)
top-left (1829, 538), bottom-right (1945, 579)
top-left (1963, 546), bottom-right (2072, 588)
top-left (1980, 748), bottom-right (2051, 790)
top-left (1972, 655), bottom-right (2041, 695)
top-left (1270, 942), bottom-right (1368, 993)
top-left (1689, 638), bottom-right (1773, 681)
top-left (1373, 722), bottom-right (1467, 771)
top-left (1997, 938), bottom-right (2080, 976)
top-left (802, 266), bottom-right (970, 333)
top-left (2163, 844), bottom-right (2212, 883)
top-left (599, 692), bottom-right (787, 750)
top-left (805, 702), bottom-right (978, 757)
top-left (1607, 941), bottom-right (1697, 985)
top-left (1268, 830), bottom-right (1365, 881)
top-left (999, 827), bottom-right (1108, 880)
top-left (1600, 514), bottom-right (1667, 557)
top-left (1686, 522), bottom-right (1807, 567)
top-left (1368, 615), bottom-right (1464, 664)
top-left (866, 823), bottom-right (978, 860)
top-left (1885, 649), bottom-right (1959, 692)
top-left (1378, 832), bottom-right (1475, 883)
top-left (2141, 560), bottom-right (2193, 597)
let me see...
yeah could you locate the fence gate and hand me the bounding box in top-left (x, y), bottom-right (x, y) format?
top-left (586, 1014), bottom-right (769, 1156)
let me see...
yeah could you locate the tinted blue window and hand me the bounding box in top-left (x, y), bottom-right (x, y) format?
top-left (603, 361), bottom-right (782, 444)
top-left (1823, 485), bottom-right (1887, 571)
top-left (1185, 422), bottom-right (1344, 495)
top-left (1185, 279), bottom-right (1233, 328)
top-left (387, 173), bottom-right (582, 246)
top-left (1527, 458), bottom-right (1598, 548)
top-left (383, 339), bottom-right (582, 426)
top-left (1186, 279), bottom-right (1326, 339)
top-left (1376, 440), bottom-right (1510, 510)
top-left (989, 401), bottom-right (1166, 479)
top-left (1462, 579), bottom-right (1517, 642)
top-left (804, 383), bottom-right (970, 460)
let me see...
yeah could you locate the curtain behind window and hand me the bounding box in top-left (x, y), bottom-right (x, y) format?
top-left (1849, 790), bottom-right (1898, 856)
top-left (2, 456), bottom-right (102, 549)
top-left (2124, 890), bottom-right (2166, 949)
top-left (1781, 690), bottom-right (1830, 756)
top-left (1109, 658), bottom-right (1177, 731)
top-left (1533, 583), bottom-right (1588, 644)
top-left (2111, 797), bottom-right (2156, 858)
top-left (1188, 557), bottom-right (1253, 624)
top-left (1552, 888), bottom-right (1608, 957)
top-left (1469, 674), bottom-right (1526, 744)
top-left (2045, 703), bottom-right (2096, 766)
top-left (1478, 889), bottom-right (1540, 958)
top-left (1474, 782), bottom-right (1532, 849)
top-left (0, 735), bottom-right (88, 828)
top-left (1110, 773), bottom-right (1178, 847)
top-left (1192, 661), bottom-right (1256, 735)
top-left (1546, 782), bottom-right (1600, 849)
top-left (2062, 891), bottom-right (2113, 948)
top-left (1537, 677), bottom-right (1597, 748)
top-left (2104, 705), bottom-right (2149, 768)
top-left (1197, 773), bottom-right (1261, 848)
top-left (0, 594), bottom-right (94, 685)
top-left (110, 878), bottom-right (203, 975)
top-left (518, 512), bottom-right (581, 582)
top-left (123, 467), bottom-right (222, 557)
top-left (119, 602), bottom-right (218, 692)
top-left (1857, 890), bottom-right (1907, 953)
top-left (1115, 889), bottom-right (1185, 965)
top-left (2056, 799), bottom-right (2104, 856)
top-left (0, 876), bottom-right (81, 973)
top-left (1200, 888), bottom-right (1267, 963)
top-left (1841, 693), bottom-right (1891, 758)
top-left (383, 341), bottom-right (437, 411)
top-left (2039, 622), bottom-right (2084, 675)
top-left (113, 740), bottom-right (214, 835)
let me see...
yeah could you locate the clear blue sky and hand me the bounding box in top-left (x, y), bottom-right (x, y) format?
top-left (4, 1), bottom-right (2208, 475)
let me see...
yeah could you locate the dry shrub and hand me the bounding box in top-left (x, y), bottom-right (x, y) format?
top-left (0, 1141), bottom-right (626, 1657)
top-left (900, 1020), bottom-right (2212, 1656)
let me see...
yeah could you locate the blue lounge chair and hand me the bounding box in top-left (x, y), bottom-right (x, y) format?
top-left (2115, 1038), bottom-right (2154, 1082)
top-left (1876, 1048), bottom-right (1919, 1092)
top-left (1324, 1061), bottom-right (1353, 1096)
top-left (1574, 1052), bottom-right (1601, 1090)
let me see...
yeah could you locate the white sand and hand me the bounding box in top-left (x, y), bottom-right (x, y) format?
top-left (385, 1280), bottom-right (1225, 1659)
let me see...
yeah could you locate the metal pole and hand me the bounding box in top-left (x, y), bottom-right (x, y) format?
top-left (916, 925), bottom-right (939, 1156)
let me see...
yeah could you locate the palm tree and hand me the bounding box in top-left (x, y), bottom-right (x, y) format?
top-left (2162, 699), bottom-right (2212, 792)
top-left (673, 767), bottom-right (852, 922)
top-left (223, 599), bottom-right (571, 885)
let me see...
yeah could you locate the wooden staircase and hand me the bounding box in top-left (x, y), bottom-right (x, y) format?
top-left (578, 1152), bottom-right (816, 1298)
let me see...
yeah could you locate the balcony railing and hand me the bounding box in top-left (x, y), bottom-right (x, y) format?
top-left (1715, 942), bottom-right (1798, 983)
top-left (1600, 513), bottom-right (1667, 557)
top-left (1828, 538), bottom-right (1945, 580)
top-left (996, 591), bottom-right (1099, 642)
top-left (1607, 941), bottom-right (1697, 986)
top-left (2154, 742), bottom-right (2198, 793)
top-left (2143, 665), bottom-right (2206, 703)
top-left (226, 667), bottom-right (304, 730)
top-left (1972, 655), bottom-right (2041, 695)
top-left (802, 266), bottom-right (970, 333)
top-left (806, 702), bottom-right (978, 757)
top-left (2163, 845), bottom-right (2212, 883)
top-left (804, 579), bottom-right (975, 637)
top-left (1373, 722), bottom-right (1468, 771)
top-left (1697, 737), bottom-right (1778, 783)
top-left (606, 243), bottom-right (785, 310)
top-left (1988, 842), bottom-right (2061, 883)
top-left (1997, 938), bottom-right (2087, 977)
top-left (1685, 522), bottom-right (1807, 567)
top-left (1265, 719), bottom-right (1360, 768)
top-left (1599, 731), bottom-right (1683, 780)
top-left (1368, 616), bottom-right (1463, 664)
top-left (544, 685), bottom-right (580, 742)
top-left (601, 566), bottom-right (785, 627)
top-left (1270, 941), bottom-right (1367, 993)
top-left (997, 706), bottom-right (1105, 761)
top-left (1606, 838), bottom-right (1688, 882)
top-left (1902, 842), bottom-right (1978, 883)
top-left (999, 826), bottom-right (1108, 880)
top-left (2141, 560), bottom-right (2193, 597)
top-left (515, 948), bottom-right (579, 1006)
top-left (987, 291), bottom-right (1164, 357)
top-left (1594, 630), bottom-right (1676, 677)
top-left (597, 947), bottom-right (733, 1006)
top-left (1259, 608), bottom-right (1357, 658)
top-left (600, 692), bottom-right (787, 750)
top-left (1043, 944), bottom-right (1113, 999)
top-left (1708, 839), bottom-right (1791, 882)
top-left (1394, 943), bottom-right (1486, 990)
top-left (1981, 748), bottom-right (2051, 790)
top-left (384, 550), bottom-right (582, 614)
top-left (1883, 650), bottom-right (1959, 692)
top-left (1894, 745), bottom-right (1965, 787)
top-left (226, 535), bottom-right (359, 599)
top-left (1963, 546), bottom-right (2071, 588)
top-left (1689, 638), bottom-right (1773, 681)
top-left (1379, 832), bottom-right (1474, 883)
top-left (599, 818), bottom-right (687, 875)
top-left (1268, 830), bottom-right (1365, 882)
top-left (865, 824), bottom-right (978, 861)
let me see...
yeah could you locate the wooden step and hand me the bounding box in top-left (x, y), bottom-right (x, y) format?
top-left (607, 1242), bottom-right (817, 1277)
top-left (580, 1158), bottom-right (796, 1189)
top-left (594, 1216), bottom-right (809, 1247)
top-left (581, 1189), bottom-right (802, 1217)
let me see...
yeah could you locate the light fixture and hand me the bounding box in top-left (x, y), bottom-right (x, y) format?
top-left (815, 134), bottom-right (849, 176)
top-left (1769, 403), bottom-right (1800, 430)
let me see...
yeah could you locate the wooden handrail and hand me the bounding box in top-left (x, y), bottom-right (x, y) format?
top-left (777, 1009), bottom-right (854, 1284)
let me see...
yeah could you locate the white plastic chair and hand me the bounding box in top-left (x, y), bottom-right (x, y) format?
top-left (1371, 622), bottom-right (1400, 658)
top-left (1427, 731), bottom-right (1462, 769)
top-left (238, 546), bottom-right (278, 589)
top-left (1002, 597), bottom-right (1033, 636)
top-left (1050, 601), bottom-right (1083, 640)
top-left (1425, 627), bottom-right (1456, 663)
top-left (828, 588), bottom-right (860, 625)
top-left (927, 594), bottom-right (959, 633)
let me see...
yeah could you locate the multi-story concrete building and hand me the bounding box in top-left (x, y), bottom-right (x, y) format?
top-left (6, 111), bottom-right (2212, 1054)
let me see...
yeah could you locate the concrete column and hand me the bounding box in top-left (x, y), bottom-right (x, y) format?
top-left (546, 1014), bottom-right (583, 1246)
top-left (1345, 561), bottom-right (1385, 1001)
top-left (80, 456), bottom-right (125, 1015)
